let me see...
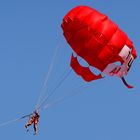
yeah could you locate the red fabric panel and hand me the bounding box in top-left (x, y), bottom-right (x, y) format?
top-left (69, 26), bottom-right (93, 54)
top-left (83, 9), bottom-right (107, 30)
top-left (70, 54), bottom-right (103, 82)
top-left (63, 6), bottom-right (93, 21)
top-left (96, 19), bottom-right (117, 41)
top-left (108, 28), bottom-right (127, 51)
top-left (98, 45), bottom-right (116, 65)
top-left (62, 18), bottom-right (83, 42)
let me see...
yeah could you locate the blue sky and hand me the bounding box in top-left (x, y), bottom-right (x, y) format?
top-left (0, 0), bottom-right (140, 140)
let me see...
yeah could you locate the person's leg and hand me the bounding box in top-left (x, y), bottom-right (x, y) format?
top-left (33, 123), bottom-right (38, 135)
top-left (25, 120), bottom-right (33, 131)
top-left (25, 123), bottom-right (31, 132)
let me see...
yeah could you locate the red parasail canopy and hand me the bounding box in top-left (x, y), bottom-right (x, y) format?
top-left (61, 5), bottom-right (137, 88)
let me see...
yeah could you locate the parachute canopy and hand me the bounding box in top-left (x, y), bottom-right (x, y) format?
top-left (61, 5), bottom-right (137, 88)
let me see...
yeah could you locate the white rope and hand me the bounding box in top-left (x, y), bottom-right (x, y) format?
top-left (36, 68), bottom-right (72, 110)
top-left (0, 118), bottom-right (20, 127)
top-left (43, 82), bottom-right (89, 110)
top-left (35, 45), bottom-right (60, 109)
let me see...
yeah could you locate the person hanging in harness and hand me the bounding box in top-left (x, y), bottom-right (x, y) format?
top-left (25, 110), bottom-right (40, 135)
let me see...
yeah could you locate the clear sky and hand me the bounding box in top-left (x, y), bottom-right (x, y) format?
top-left (0, 0), bottom-right (140, 140)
